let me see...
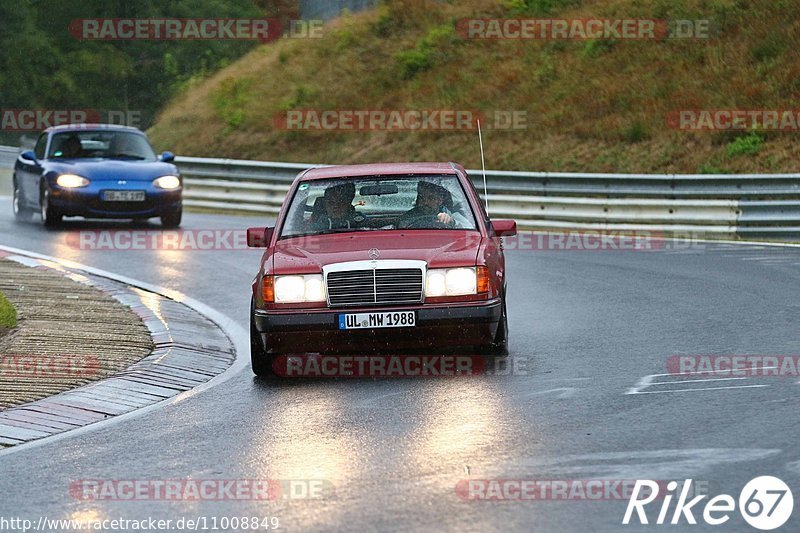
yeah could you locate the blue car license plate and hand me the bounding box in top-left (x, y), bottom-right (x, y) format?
top-left (102, 190), bottom-right (145, 202)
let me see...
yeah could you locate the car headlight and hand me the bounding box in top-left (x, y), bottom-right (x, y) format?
top-left (56, 174), bottom-right (89, 188)
top-left (274, 274), bottom-right (326, 303)
top-left (153, 175), bottom-right (181, 189)
top-left (426, 267), bottom-right (478, 297)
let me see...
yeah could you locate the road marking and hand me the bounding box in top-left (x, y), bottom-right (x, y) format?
top-left (539, 377), bottom-right (592, 382)
top-left (648, 377), bottom-right (747, 385)
top-left (626, 368), bottom-right (778, 395)
top-left (629, 385), bottom-right (768, 395)
top-left (524, 387), bottom-right (576, 399)
top-left (626, 374), bottom-right (655, 394)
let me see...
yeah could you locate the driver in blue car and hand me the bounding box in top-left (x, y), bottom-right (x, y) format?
top-left (398, 180), bottom-right (468, 229)
top-left (310, 182), bottom-right (367, 231)
top-left (57, 135), bottom-right (83, 158)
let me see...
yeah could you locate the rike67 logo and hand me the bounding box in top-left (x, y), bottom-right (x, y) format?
top-left (623, 477), bottom-right (793, 530)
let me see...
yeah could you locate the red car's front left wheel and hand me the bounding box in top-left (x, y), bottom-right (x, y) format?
top-left (250, 299), bottom-right (275, 377)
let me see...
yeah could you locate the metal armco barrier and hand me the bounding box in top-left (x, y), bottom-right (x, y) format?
top-left (3, 146), bottom-right (799, 239)
top-left (174, 155), bottom-right (800, 240)
top-left (0, 145), bottom-right (18, 169)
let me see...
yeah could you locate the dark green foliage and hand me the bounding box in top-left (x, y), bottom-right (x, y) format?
top-left (0, 0), bottom-right (269, 134)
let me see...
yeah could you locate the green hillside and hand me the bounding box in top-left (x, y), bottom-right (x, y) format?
top-left (148, 0), bottom-right (800, 173)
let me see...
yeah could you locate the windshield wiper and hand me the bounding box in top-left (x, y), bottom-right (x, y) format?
top-left (284, 227), bottom-right (376, 238)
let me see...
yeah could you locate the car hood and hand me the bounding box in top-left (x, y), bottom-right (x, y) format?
top-left (45, 159), bottom-right (179, 181)
top-left (271, 230), bottom-right (482, 273)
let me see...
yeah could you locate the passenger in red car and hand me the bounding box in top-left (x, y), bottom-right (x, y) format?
top-left (310, 182), bottom-right (366, 230)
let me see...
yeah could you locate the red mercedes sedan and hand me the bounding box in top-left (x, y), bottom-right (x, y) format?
top-left (247, 162), bottom-right (517, 376)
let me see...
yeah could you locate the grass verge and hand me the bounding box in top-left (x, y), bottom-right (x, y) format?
top-left (0, 290), bottom-right (16, 329)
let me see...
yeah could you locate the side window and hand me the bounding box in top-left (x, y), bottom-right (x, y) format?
top-left (34, 134), bottom-right (47, 160)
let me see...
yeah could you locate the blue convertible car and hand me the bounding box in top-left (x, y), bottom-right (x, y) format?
top-left (13, 124), bottom-right (182, 227)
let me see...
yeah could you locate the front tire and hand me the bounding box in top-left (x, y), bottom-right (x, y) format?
top-left (40, 188), bottom-right (62, 228)
top-left (250, 300), bottom-right (274, 377)
top-left (161, 209), bottom-right (182, 228)
top-left (491, 297), bottom-right (510, 355)
top-left (479, 295), bottom-right (509, 356)
top-left (12, 179), bottom-right (31, 222)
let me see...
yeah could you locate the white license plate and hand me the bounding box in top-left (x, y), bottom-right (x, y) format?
top-left (102, 190), bottom-right (145, 202)
top-left (338, 311), bottom-right (416, 330)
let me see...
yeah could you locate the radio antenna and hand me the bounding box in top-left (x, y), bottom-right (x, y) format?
top-left (477, 119), bottom-right (489, 215)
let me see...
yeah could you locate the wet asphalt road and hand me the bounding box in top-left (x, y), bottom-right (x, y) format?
top-left (0, 201), bottom-right (799, 532)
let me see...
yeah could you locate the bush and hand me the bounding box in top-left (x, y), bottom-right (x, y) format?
top-left (212, 78), bottom-right (252, 131)
top-left (624, 121), bottom-right (648, 143)
top-left (278, 84), bottom-right (318, 111)
top-left (504, 0), bottom-right (582, 16)
top-left (395, 24), bottom-right (458, 79)
top-left (395, 49), bottom-right (433, 79)
top-left (727, 132), bottom-right (764, 157)
top-left (582, 39), bottom-right (615, 58)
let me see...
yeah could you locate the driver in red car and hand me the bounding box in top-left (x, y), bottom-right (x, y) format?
top-left (310, 182), bottom-right (367, 230)
top-left (398, 180), bottom-right (464, 228)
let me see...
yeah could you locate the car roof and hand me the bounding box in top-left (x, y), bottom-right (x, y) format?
top-left (299, 162), bottom-right (462, 181)
top-left (45, 124), bottom-right (145, 135)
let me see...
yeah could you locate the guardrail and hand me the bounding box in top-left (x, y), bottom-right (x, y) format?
top-left (3, 146), bottom-right (799, 239)
top-left (175, 155), bottom-right (800, 239)
top-left (0, 145), bottom-right (19, 169)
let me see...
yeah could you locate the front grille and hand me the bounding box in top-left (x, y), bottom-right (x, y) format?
top-left (327, 268), bottom-right (423, 307)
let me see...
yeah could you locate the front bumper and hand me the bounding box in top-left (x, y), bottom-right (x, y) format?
top-left (49, 187), bottom-right (182, 218)
top-left (254, 299), bottom-right (502, 354)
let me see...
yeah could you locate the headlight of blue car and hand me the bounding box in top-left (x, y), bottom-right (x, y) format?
top-left (153, 176), bottom-right (181, 190)
top-left (56, 174), bottom-right (90, 188)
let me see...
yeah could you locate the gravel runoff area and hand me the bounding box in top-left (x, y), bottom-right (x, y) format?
top-left (0, 257), bottom-right (153, 409)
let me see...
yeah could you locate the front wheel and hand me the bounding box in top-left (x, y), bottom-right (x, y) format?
top-left (250, 300), bottom-right (274, 377)
top-left (161, 209), bottom-right (182, 228)
top-left (40, 188), bottom-right (62, 228)
top-left (13, 180), bottom-right (31, 222)
top-left (491, 297), bottom-right (510, 355)
top-left (479, 296), bottom-right (509, 356)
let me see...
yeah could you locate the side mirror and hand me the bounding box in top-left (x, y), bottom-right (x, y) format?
top-left (247, 227), bottom-right (274, 248)
top-left (20, 150), bottom-right (37, 163)
top-left (160, 151), bottom-right (175, 163)
top-left (491, 219), bottom-right (517, 237)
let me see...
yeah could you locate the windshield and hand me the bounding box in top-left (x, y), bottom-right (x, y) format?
top-left (280, 174), bottom-right (478, 238)
top-left (47, 131), bottom-right (157, 161)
